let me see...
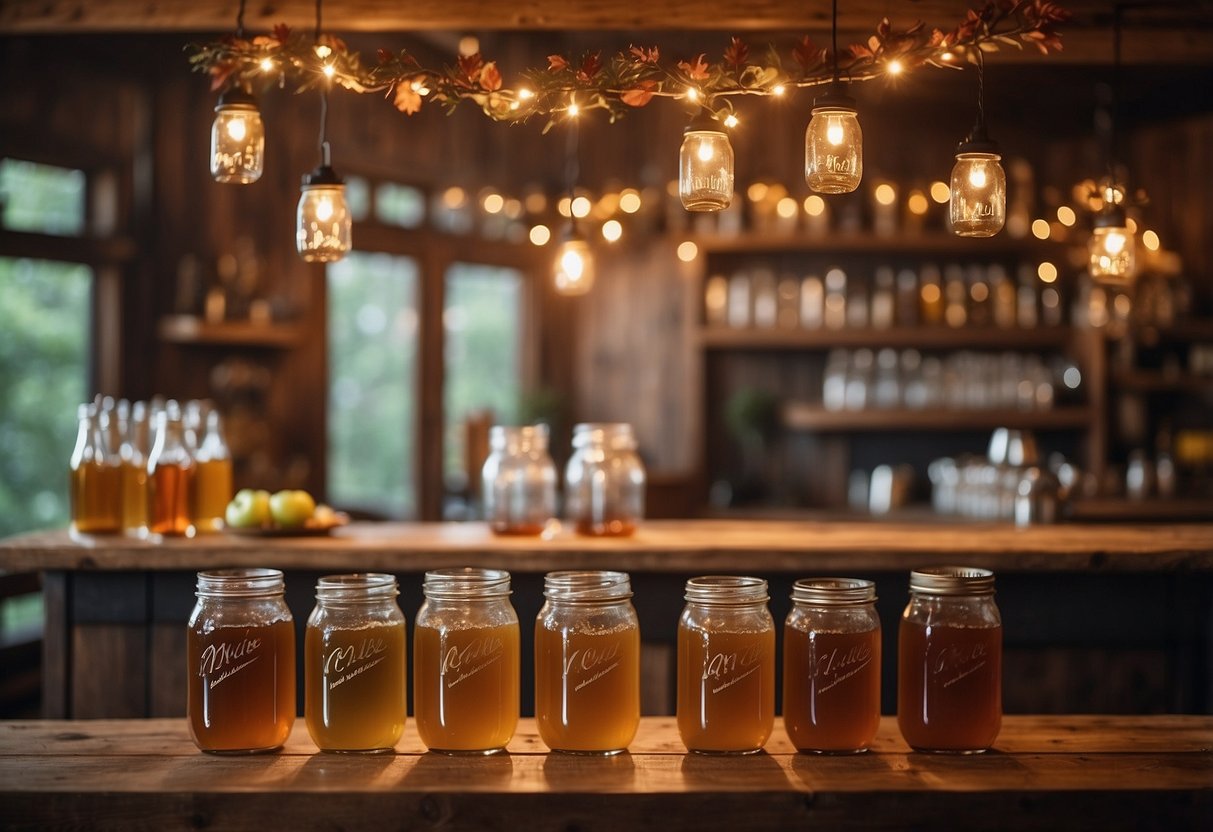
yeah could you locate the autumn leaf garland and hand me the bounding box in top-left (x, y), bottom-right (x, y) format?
top-left (188, 0), bottom-right (1070, 131)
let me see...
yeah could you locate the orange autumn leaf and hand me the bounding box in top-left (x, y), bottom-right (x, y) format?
top-left (629, 44), bottom-right (660, 64)
top-left (481, 61), bottom-right (502, 91)
top-left (678, 53), bottom-right (710, 81)
top-left (621, 80), bottom-right (658, 107)
top-left (548, 54), bottom-right (569, 72)
top-left (393, 82), bottom-right (422, 115)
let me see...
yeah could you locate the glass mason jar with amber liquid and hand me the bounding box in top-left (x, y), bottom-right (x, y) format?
top-left (482, 424), bottom-right (557, 536)
top-left (147, 402), bottom-right (196, 537)
top-left (535, 571), bottom-right (641, 755)
top-left (192, 409), bottom-right (233, 534)
top-left (898, 566), bottom-right (1002, 754)
top-left (783, 578), bottom-right (881, 754)
top-left (564, 423), bottom-right (645, 537)
top-left (305, 574), bottom-right (406, 752)
top-left (69, 404), bottom-right (123, 535)
top-left (414, 568), bottom-right (520, 754)
top-left (677, 576), bottom-right (775, 754)
top-left (187, 569), bottom-right (295, 753)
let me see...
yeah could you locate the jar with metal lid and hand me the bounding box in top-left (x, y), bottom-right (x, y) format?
top-left (677, 576), bottom-right (775, 754)
top-left (305, 573), bottom-right (406, 753)
top-left (414, 568), bottom-right (520, 754)
top-left (187, 568), bottom-right (295, 753)
top-left (564, 423), bottom-right (646, 537)
top-left (482, 424), bottom-right (557, 536)
top-left (897, 566), bottom-right (1002, 753)
top-left (535, 571), bottom-right (640, 755)
top-left (783, 578), bottom-right (881, 754)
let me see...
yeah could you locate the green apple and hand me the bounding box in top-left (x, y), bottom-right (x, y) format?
top-left (225, 489), bottom-right (271, 528)
top-left (270, 489), bottom-right (316, 528)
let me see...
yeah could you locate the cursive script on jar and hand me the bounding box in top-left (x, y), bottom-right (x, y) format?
top-left (814, 643), bottom-right (873, 683)
top-left (826, 155), bottom-right (853, 174)
top-left (932, 641), bottom-right (989, 688)
top-left (199, 632), bottom-right (262, 677)
top-left (441, 634), bottom-right (504, 678)
top-left (324, 636), bottom-right (389, 676)
top-left (703, 644), bottom-right (763, 694)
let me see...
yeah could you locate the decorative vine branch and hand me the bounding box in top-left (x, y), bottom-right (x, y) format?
top-left (189, 1), bottom-right (1069, 132)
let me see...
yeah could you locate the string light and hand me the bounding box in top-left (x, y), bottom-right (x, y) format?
top-left (567, 102), bottom-right (580, 117)
top-left (949, 50), bottom-right (1005, 237)
top-left (260, 58), bottom-right (275, 72)
top-left (602, 219), bottom-right (623, 242)
top-left (679, 111), bottom-right (734, 212)
top-left (887, 60), bottom-right (904, 75)
top-left (209, 0), bottom-right (264, 184)
top-left (619, 190), bottom-right (642, 213)
top-left (805, 0), bottom-right (862, 194)
top-left (529, 224), bottom-right (551, 246)
top-left (772, 84), bottom-right (786, 96)
top-left (677, 241), bottom-right (699, 262)
top-left (723, 113), bottom-right (740, 129)
top-left (1142, 229), bottom-right (1160, 251)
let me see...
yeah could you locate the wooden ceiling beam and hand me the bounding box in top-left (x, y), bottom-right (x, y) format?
top-left (2, 0), bottom-right (1212, 65)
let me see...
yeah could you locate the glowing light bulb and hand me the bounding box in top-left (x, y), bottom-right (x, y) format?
top-left (553, 235), bottom-right (594, 295)
top-left (315, 44), bottom-right (333, 59)
top-left (968, 166), bottom-right (988, 188)
top-left (773, 84), bottom-right (786, 96)
top-left (677, 241), bottom-right (699, 262)
top-left (1104, 229), bottom-right (1126, 255)
top-left (887, 59), bottom-right (904, 75)
top-left (686, 87), bottom-right (699, 102)
top-left (323, 63), bottom-right (335, 79)
top-left (260, 58), bottom-right (274, 72)
top-left (679, 117), bottom-right (734, 212)
top-left (602, 219), bottom-right (622, 242)
top-left (805, 96), bottom-right (862, 194)
top-left (297, 170), bottom-right (350, 263)
top-left (518, 88), bottom-right (535, 100)
top-left (930, 181), bottom-right (951, 204)
top-left (949, 151), bottom-right (1005, 237)
top-left (529, 224), bottom-right (551, 246)
top-left (315, 197), bottom-right (334, 222)
top-left (571, 196), bottom-right (591, 218)
top-left (723, 114), bottom-right (739, 129)
top-left (1142, 229), bottom-right (1160, 251)
top-left (210, 90), bottom-right (264, 184)
top-left (567, 103), bottom-right (580, 117)
top-left (619, 190), bottom-right (642, 214)
top-left (1088, 210), bottom-right (1137, 285)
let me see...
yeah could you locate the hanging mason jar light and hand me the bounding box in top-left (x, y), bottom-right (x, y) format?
top-left (805, 0), bottom-right (862, 194)
top-left (553, 228), bottom-right (595, 296)
top-left (949, 51), bottom-right (1005, 237)
top-left (297, 158), bottom-right (350, 263)
top-left (679, 110), bottom-right (734, 212)
top-left (210, 88), bottom-right (265, 184)
top-left (1089, 200), bottom-right (1135, 284)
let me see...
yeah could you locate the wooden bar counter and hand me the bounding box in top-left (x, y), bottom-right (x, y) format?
top-left (1, 716), bottom-right (1209, 830)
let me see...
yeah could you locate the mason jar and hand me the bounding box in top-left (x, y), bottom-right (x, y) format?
top-left (414, 568), bottom-right (520, 754)
top-left (482, 424), bottom-right (557, 536)
top-left (535, 571), bottom-right (640, 755)
top-left (564, 423), bottom-right (646, 537)
top-left (305, 573), bottom-right (407, 752)
top-left (677, 576), bottom-right (775, 754)
top-left (898, 566), bottom-right (1002, 753)
top-left (783, 578), bottom-right (881, 754)
top-left (187, 568), bottom-right (295, 753)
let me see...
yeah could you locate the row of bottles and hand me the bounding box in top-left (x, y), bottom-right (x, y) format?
top-left (70, 397), bottom-right (232, 538)
top-left (187, 566), bottom-right (1002, 756)
top-left (481, 423), bottom-right (646, 537)
top-left (706, 262), bottom-right (1065, 332)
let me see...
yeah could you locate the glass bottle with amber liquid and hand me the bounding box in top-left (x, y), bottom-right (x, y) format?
top-left (117, 401), bottom-right (148, 535)
top-left (677, 576), bottom-right (775, 754)
top-left (414, 568), bottom-right (520, 754)
top-left (69, 403), bottom-right (123, 535)
top-left (535, 571), bottom-right (640, 754)
top-left (193, 409), bottom-right (233, 533)
top-left (306, 574), bottom-right (406, 752)
top-left (784, 578), bottom-right (881, 754)
top-left (898, 566), bottom-right (1002, 753)
top-left (147, 402), bottom-right (196, 537)
top-left (187, 568), bottom-right (295, 753)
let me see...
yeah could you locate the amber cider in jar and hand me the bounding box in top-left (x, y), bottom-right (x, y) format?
top-left (898, 566), bottom-right (1002, 753)
top-left (69, 404), bottom-right (123, 535)
top-left (535, 571), bottom-right (641, 754)
top-left (783, 578), bottom-right (881, 754)
top-left (305, 574), bottom-right (407, 752)
top-left (677, 576), bottom-right (775, 754)
top-left (414, 568), bottom-right (520, 754)
top-left (147, 404), bottom-right (195, 537)
top-left (187, 569), bottom-right (295, 753)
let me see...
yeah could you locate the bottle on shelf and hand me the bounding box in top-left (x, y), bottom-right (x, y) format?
top-left (69, 403), bottom-right (123, 535)
top-left (118, 401), bottom-right (149, 535)
top-left (193, 409), bottom-right (233, 534)
top-left (147, 401), bottom-right (197, 538)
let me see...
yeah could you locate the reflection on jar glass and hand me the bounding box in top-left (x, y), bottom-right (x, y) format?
top-left (482, 425), bottom-right (557, 536)
top-left (564, 423), bottom-right (646, 537)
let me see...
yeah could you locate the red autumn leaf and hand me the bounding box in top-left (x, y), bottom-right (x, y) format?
top-left (392, 82), bottom-right (422, 115)
top-left (620, 80), bottom-right (657, 107)
top-left (877, 17), bottom-right (891, 39)
top-left (577, 52), bottom-right (603, 82)
top-left (723, 36), bottom-right (749, 69)
top-left (209, 62), bottom-right (237, 92)
top-left (272, 24), bottom-right (291, 44)
top-left (792, 35), bottom-right (826, 71)
top-left (377, 48), bottom-right (393, 65)
top-left (848, 43), bottom-right (875, 62)
top-left (458, 53), bottom-right (484, 85)
top-left (677, 53), bottom-right (711, 81)
top-left (481, 61), bottom-right (502, 91)
top-left (548, 54), bottom-right (569, 72)
top-left (629, 44), bottom-right (660, 64)
top-left (928, 28), bottom-right (948, 49)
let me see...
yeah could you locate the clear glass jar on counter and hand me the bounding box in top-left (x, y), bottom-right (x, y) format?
top-left (535, 571), bottom-right (640, 755)
top-left (482, 424), bottom-right (557, 536)
top-left (564, 423), bottom-right (646, 537)
top-left (305, 574), bottom-right (407, 753)
top-left (783, 578), bottom-right (881, 754)
top-left (898, 567), bottom-right (1002, 753)
top-left (677, 576), bottom-right (775, 754)
top-left (414, 568), bottom-right (520, 754)
top-left (187, 568), bottom-right (295, 753)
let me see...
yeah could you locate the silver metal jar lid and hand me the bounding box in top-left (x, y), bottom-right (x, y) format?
top-left (544, 570), bottom-right (632, 602)
top-left (909, 566), bottom-right (995, 596)
top-left (684, 575), bottom-right (768, 605)
top-left (791, 577), bottom-right (876, 606)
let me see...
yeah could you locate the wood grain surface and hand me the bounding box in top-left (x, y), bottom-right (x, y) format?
top-left (1, 717), bottom-right (1209, 831)
top-left (2, 520), bottom-right (1212, 573)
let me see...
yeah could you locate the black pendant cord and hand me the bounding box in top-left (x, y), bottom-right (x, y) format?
top-left (315, 0), bottom-right (330, 168)
top-left (315, 0), bottom-right (323, 43)
top-left (565, 118), bottom-right (580, 237)
top-left (235, 0), bottom-right (246, 39)
top-left (831, 0), bottom-right (840, 86)
top-left (1107, 2), bottom-right (1122, 183)
top-left (975, 48), bottom-right (986, 134)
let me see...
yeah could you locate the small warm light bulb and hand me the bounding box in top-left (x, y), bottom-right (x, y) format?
top-left (518, 88), bottom-right (535, 100)
top-left (260, 58), bottom-right (274, 72)
top-left (804, 195), bottom-right (826, 216)
top-left (773, 84), bottom-right (786, 96)
top-left (686, 87), bottom-right (699, 102)
top-left (1089, 209), bottom-right (1137, 285)
top-left (929, 181), bottom-right (951, 204)
top-left (723, 114), bottom-right (739, 129)
top-left (887, 59), bottom-right (904, 75)
top-left (776, 197), bottom-right (798, 219)
top-left (907, 191), bottom-right (929, 215)
top-left (619, 190), bottom-right (642, 213)
top-left (1031, 219), bottom-right (1051, 240)
top-left (553, 233), bottom-right (595, 296)
top-left (677, 241), bottom-right (699, 262)
top-left (1142, 229), bottom-right (1160, 251)
top-left (323, 63), bottom-right (336, 79)
top-left (679, 114), bottom-right (734, 212)
top-left (1038, 261), bottom-right (1058, 283)
top-left (602, 219), bottom-right (623, 242)
top-left (210, 90), bottom-right (264, 184)
top-left (941, 51), bottom-right (955, 62)
top-left (949, 150), bottom-right (1006, 237)
top-left (315, 44), bottom-right (333, 59)
top-left (529, 224), bottom-right (551, 246)
top-left (571, 196), bottom-right (592, 218)
top-left (483, 193), bottom-right (505, 214)
top-left (805, 91), bottom-right (862, 194)
top-left (1057, 206), bottom-right (1076, 226)
top-left (567, 102), bottom-right (580, 117)
top-left (296, 168), bottom-right (351, 263)
top-left (874, 184), bottom-right (896, 206)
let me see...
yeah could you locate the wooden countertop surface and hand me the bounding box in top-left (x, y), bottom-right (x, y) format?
top-left (1, 716), bottom-right (1209, 830)
top-left (2, 520), bottom-right (1212, 573)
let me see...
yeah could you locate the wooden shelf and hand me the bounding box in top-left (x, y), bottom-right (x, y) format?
top-left (1068, 498), bottom-right (1213, 522)
top-left (781, 404), bottom-right (1094, 433)
top-left (1112, 370), bottom-right (1213, 394)
top-left (701, 325), bottom-right (1073, 351)
top-left (157, 316), bottom-right (303, 348)
top-left (693, 231), bottom-right (1063, 258)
